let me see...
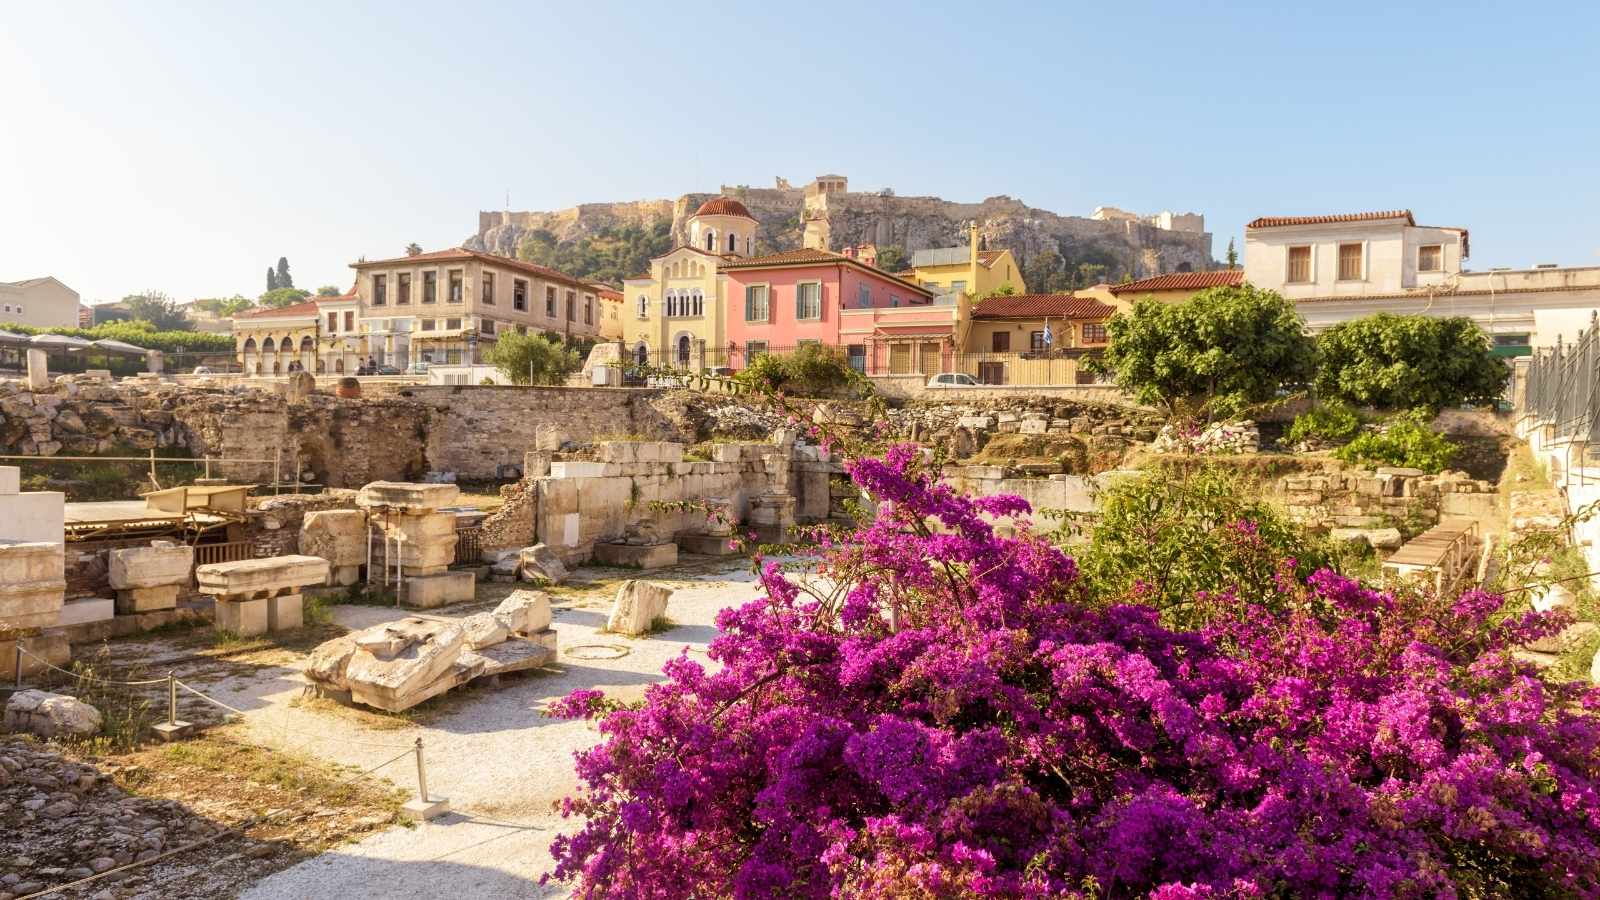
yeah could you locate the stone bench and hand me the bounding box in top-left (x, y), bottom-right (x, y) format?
top-left (196, 555), bottom-right (330, 636)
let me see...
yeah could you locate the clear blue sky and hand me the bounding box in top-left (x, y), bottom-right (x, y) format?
top-left (4, 1), bottom-right (1597, 304)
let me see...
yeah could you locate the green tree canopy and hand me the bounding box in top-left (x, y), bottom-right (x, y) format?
top-left (875, 246), bottom-right (906, 272)
top-left (275, 257), bottom-right (293, 289)
top-left (120, 291), bottom-right (191, 331)
top-left (315, 285), bottom-right (343, 297)
top-left (517, 222), bottom-right (674, 284)
top-left (193, 294), bottom-right (255, 317)
top-left (266, 266), bottom-right (278, 292)
top-left (484, 330), bottom-right (581, 385)
top-left (405, 243), bottom-right (423, 257)
top-left (258, 287), bottom-right (311, 309)
top-left (1098, 284), bottom-right (1315, 419)
top-left (1313, 313), bottom-right (1510, 412)
top-left (4, 320), bottom-right (233, 353)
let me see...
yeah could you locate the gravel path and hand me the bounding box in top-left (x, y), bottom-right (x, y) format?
top-left (178, 562), bottom-right (768, 899)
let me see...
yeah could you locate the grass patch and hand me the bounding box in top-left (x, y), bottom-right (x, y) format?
top-left (287, 693), bottom-right (417, 731)
top-left (148, 731), bottom-right (408, 819)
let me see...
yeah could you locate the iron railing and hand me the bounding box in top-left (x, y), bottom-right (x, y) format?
top-left (194, 540), bottom-right (254, 567)
top-left (612, 343), bottom-right (1108, 386)
top-left (1523, 312), bottom-right (1600, 443)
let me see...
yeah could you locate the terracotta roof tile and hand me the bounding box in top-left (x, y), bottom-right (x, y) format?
top-left (1246, 210), bottom-right (1415, 229)
top-left (970, 294), bottom-right (1116, 320)
top-left (1108, 270), bottom-right (1245, 295)
top-left (692, 196), bottom-right (755, 219)
top-left (236, 299), bottom-right (322, 319)
top-left (351, 247), bottom-right (593, 292)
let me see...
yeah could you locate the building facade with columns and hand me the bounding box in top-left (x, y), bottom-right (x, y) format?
top-left (621, 197), bottom-right (760, 369)
top-left (233, 301), bottom-right (322, 375)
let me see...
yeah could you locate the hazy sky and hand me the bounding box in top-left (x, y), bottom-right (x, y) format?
top-left (4, 1), bottom-right (1598, 304)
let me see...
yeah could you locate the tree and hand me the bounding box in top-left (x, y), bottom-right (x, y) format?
top-left (275, 257), bottom-right (293, 290)
top-left (1225, 237), bottom-right (1238, 270)
top-left (193, 294), bottom-right (255, 317)
top-left (1097, 284), bottom-right (1315, 419)
top-left (266, 267), bottom-right (278, 292)
top-left (1314, 313), bottom-right (1510, 412)
top-left (257, 287), bottom-right (310, 309)
top-left (875, 246), bottom-right (906, 272)
top-left (484, 330), bottom-right (580, 385)
top-left (315, 285), bottom-right (343, 297)
top-left (120, 291), bottom-right (191, 331)
top-left (405, 242), bottom-right (423, 257)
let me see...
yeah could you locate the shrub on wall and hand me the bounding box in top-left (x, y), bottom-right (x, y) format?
top-left (1334, 409), bottom-right (1459, 473)
top-left (1286, 400), bottom-right (1363, 446)
top-left (4, 321), bottom-right (234, 354)
top-left (484, 330), bottom-right (580, 386)
top-left (734, 343), bottom-right (864, 398)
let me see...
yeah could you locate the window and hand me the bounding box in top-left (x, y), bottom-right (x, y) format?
top-left (858, 284), bottom-right (872, 308)
top-left (677, 335), bottom-right (692, 366)
top-left (889, 295), bottom-right (899, 308)
top-left (950, 280), bottom-right (968, 296)
top-left (541, 285), bottom-right (553, 317)
top-left (480, 318), bottom-right (495, 335)
top-left (1419, 244), bottom-right (1442, 272)
top-left (513, 279), bottom-right (528, 311)
top-left (744, 285), bottom-right (769, 322)
top-left (705, 232), bottom-right (715, 251)
top-left (1338, 243), bottom-right (1363, 281)
top-left (1029, 330), bottom-right (1047, 351)
top-left (566, 290), bottom-right (576, 321)
top-left (479, 272), bottom-right (492, 305)
top-left (637, 295), bottom-right (648, 318)
top-left (584, 297), bottom-right (593, 325)
top-left (373, 274), bottom-right (387, 305)
top-left (448, 270), bottom-right (463, 302)
top-left (397, 273), bottom-right (411, 305)
top-left (745, 340), bottom-right (768, 359)
top-left (691, 289), bottom-right (703, 316)
top-left (1082, 323), bottom-right (1108, 344)
top-left (445, 317), bottom-right (461, 330)
top-left (327, 312), bottom-right (337, 332)
top-left (343, 311), bottom-right (353, 330)
top-left (796, 282), bottom-right (821, 320)
top-left (991, 331), bottom-right (1010, 352)
top-left (727, 233), bottom-right (736, 253)
top-left (847, 344), bottom-right (866, 373)
top-left (420, 318), bottom-right (436, 331)
top-left (423, 270), bottom-right (437, 304)
top-left (1287, 246), bottom-right (1312, 283)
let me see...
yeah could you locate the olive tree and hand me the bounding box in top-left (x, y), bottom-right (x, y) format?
top-left (1314, 313), bottom-right (1509, 411)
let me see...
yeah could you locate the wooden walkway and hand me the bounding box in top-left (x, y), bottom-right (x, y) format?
top-left (1381, 518), bottom-right (1481, 595)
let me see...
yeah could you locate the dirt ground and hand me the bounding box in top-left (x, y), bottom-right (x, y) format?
top-left (60, 556), bottom-right (764, 899)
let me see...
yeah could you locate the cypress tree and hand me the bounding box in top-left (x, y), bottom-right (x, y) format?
top-left (266, 266), bottom-right (278, 291)
top-left (275, 257), bottom-right (294, 289)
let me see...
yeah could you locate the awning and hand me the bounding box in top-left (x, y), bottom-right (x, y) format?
top-left (30, 333), bottom-right (93, 350)
top-left (90, 339), bottom-right (149, 355)
top-left (0, 330), bottom-right (28, 344)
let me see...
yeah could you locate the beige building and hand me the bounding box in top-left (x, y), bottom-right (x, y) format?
top-left (1244, 209), bottom-right (1600, 355)
top-left (0, 277), bottom-right (81, 329)
top-left (964, 294), bottom-right (1115, 385)
top-left (351, 248), bottom-right (601, 368)
top-left (590, 284), bottom-right (624, 340)
top-left (233, 301), bottom-right (321, 375)
top-left (1105, 269), bottom-right (1244, 308)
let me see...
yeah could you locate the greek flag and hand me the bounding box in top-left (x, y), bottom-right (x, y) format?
top-left (1042, 317), bottom-right (1054, 348)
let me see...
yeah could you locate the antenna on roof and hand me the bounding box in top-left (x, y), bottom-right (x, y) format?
top-left (505, 189), bottom-right (510, 212)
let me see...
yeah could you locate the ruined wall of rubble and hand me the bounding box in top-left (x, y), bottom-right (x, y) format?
top-left (240, 491), bottom-right (361, 558)
top-left (477, 479), bottom-right (536, 551)
top-left (1278, 468), bottom-right (1498, 531)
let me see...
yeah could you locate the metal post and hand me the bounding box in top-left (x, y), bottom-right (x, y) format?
top-left (167, 672), bottom-right (177, 727)
top-left (414, 737), bottom-right (429, 803)
top-left (204, 456), bottom-right (212, 480)
top-left (148, 448), bottom-right (159, 490)
top-left (365, 521), bottom-right (374, 588)
top-left (273, 449), bottom-right (282, 496)
top-left (12, 648), bottom-right (21, 690)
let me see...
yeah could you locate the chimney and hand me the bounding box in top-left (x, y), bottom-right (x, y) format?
top-left (968, 222), bottom-right (979, 273)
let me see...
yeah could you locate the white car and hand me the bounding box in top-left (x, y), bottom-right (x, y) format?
top-left (926, 372), bottom-right (979, 388)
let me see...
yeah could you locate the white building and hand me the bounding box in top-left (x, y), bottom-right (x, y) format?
top-left (0, 277), bottom-right (81, 329)
top-left (1244, 209), bottom-right (1600, 355)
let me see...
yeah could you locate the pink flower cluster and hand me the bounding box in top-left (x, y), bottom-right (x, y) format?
top-left (550, 447), bottom-right (1600, 898)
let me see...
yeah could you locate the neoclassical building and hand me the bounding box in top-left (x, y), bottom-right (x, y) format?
top-left (622, 196), bottom-right (760, 369)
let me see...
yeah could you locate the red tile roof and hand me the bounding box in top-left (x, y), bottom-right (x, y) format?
top-left (977, 249), bottom-right (1006, 266)
top-left (1107, 270), bottom-right (1245, 295)
top-left (1246, 210), bottom-right (1415, 229)
top-left (693, 196), bottom-right (755, 219)
top-left (970, 294), bottom-right (1116, 320)
top-left (236, 299), bottom-right (322, 319)
top-left (351, 247), bottom-right (593, 292)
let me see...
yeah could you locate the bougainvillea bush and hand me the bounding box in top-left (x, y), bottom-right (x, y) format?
top-left (550, 445), bottom-right (1600, 898)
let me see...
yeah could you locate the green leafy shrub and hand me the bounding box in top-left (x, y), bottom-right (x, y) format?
top-left (1287, 401), bottom-right (1362, 445)
top-left (484, 330), bottom-right (581, 385)
top-left (734, 344), bottom-right (863, 397)
top-left (1334, 409), bottom-right (1458, 472)
top-left (1314, 313), bottom-right (1510, 412)
top-left (4, 320), bottom-right (234, 353)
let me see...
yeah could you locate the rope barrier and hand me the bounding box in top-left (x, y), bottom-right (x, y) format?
top-left (13, 646), bottom-right (169, 687)
top-left (175, 680), bottom-right (418, 750)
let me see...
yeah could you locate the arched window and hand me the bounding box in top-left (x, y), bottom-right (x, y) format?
top-left (334, 359), bottom-right (343, 373)
top-left (692, 289), bottom-right (703, 316)
top-left (299, 336), bottom-right (313, 352)
top-left (637, 295), bottom-right (648, 318)
top-left (635, 343), bottom-right (649, 366)
top-left (745, 236), bottom-right (753, 256)
top-left (262, 336), bottom-right (276, 352)
top-left (677, 334), bottom-right (691, 367)
top-left (727, 233), bottom-right (736, 253)
top-left (705, 231), bottom-right (715, 251)
top-left (243, 337), bottom-right (257, 352)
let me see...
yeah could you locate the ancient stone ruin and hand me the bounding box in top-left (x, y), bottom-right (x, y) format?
top-left (196, 555), bottom-right (330, 637)
top-left (357, 482), bottom-right (475, 608)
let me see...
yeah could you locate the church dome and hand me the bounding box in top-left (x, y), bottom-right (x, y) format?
top-left (692, 196), bottom-right (755, 219)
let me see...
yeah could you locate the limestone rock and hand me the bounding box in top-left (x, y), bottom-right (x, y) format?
top-left (1329, 527), bottom-right (1404, 552)
top-left (355, 482), bottom-right (460, 512)
top-left (607, 580), bottom-right (672, 636)
top-left (461, 612), bottom-right (510, 650)
top-left (342, 619), bottom-right (465, 709)
top-left (299, 509), bottom-right (368, 567)
top-left (519, 544), bottom-right (569, 586)
top-left (493, 589), bottom-right (552, 635)
top-left (4, 690), bottom-right (102, 738)
top-left (303, 635), bottom-right (357, 691)
top-left (107, 542), bottom-right (193, 590)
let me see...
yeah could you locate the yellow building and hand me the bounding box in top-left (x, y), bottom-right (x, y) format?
top-left (962, 294), bottom-right (1116, 385)
top-left (903, 225), bottom-right (1026, 300)
top-left (590, 283), bottom-right (625, 340)
top-left (621, 197), bottom-right (759, 369)
top-left (233, 300), bottom-right (322, 375)
top-left (1105, 269), bottom-right (1242, 306)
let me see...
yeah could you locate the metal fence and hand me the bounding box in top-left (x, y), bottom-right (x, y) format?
top-left (454, 526), bottom-right (483, 565)
top-left (1523, 313), bottom-right (1600, 442)
top-left (616, 343), bottom-right (1106, 386)
top-left (194, 540), bottom-right (254, 567)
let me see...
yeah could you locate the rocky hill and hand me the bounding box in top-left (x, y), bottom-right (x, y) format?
top-left (465, 178), bottom-right (1217, 289)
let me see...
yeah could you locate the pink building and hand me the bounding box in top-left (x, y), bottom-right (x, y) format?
top-left (719, 248), bottom-right (934, 370)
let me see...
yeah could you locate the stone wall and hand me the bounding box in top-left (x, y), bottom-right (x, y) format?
top-left (1277, 468), bottom-right (1498, 531)
top-left (238, 491), bottom-right (361, 558)
top-left (869, 376), bottom-right (1134, 404)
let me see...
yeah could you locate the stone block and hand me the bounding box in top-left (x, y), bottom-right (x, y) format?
top-left (401, 571), bottom-right (476, 609)
top-left (493, 589), bottom-right (552, 635)
top-left (0, 466), bottom-right (17, 494)
top-left (676, 532), bottom-right (741, 556)
top-left (594, 541), bottom-right (678, 569)
top-left (519, 544), bottom-right (569, 585)
top-left (115, 584), bottom-right (180, 614)
top-left (1376, 466), bottom-right (1426, 477)
top-left (343, 619), bottom-right (465, 711)
top-left (711, 444), bottom-right (743, 463)
top-left (4, 689), bottom-right (101, 738)
top-left (0, 542), bottom-right (66, 630)
top-left (657, 443), bottom-right (684, 464)
top-left (523, 450), bottom-right (552, 478)
top-left (300, 509), bottom-right (368, 568)
top-left (197, 555), bottom-right (330, 600)
top-left (0, 491), bottom-right (65, 543)
top-left (330, 565), bottom-right (361, 586)
top-left (305, 635), bottom-right (357, 691)
top-left (461, 611), bottom-right (510, 650)
top-left (356, 481), bottom-right (460, 512)
top-left (1019, 418), bottom-right (1048, 435)
top-left (607, 580), bottom-right (673, 636)
top-left (57, 597), bottom-right (115, 626)
top-left (216, 597), bottom-right (269, 637)
top-left (109, 542), bottom-right (193, 590)
top-left (267, 593), bottom-right (304, 631)
top-left (26, 348), bottom-right (49, 390)
top-left (550, 461), bottom-right (608, 478)
top-left (1329, 527), bottom-right (1403, 551)
top-left (1441, 493), bottom-right (1497, 518)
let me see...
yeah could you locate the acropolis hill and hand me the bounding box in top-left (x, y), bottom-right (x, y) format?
top-left (464, 174), bottom-right (1215, 279)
